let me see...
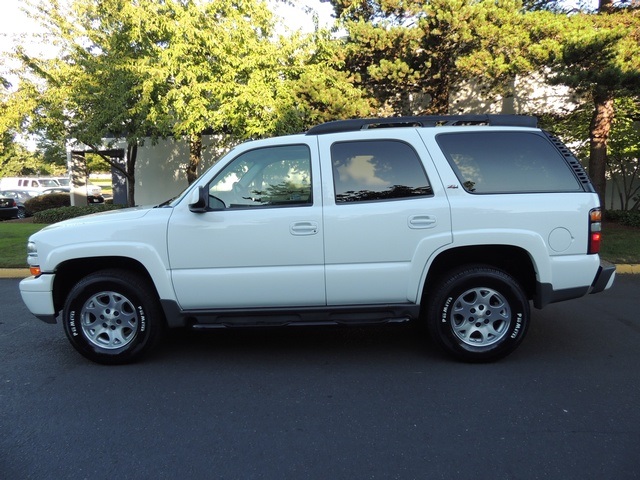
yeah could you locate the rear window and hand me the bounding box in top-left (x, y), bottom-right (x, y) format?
top-left (436, 132), bottom-right (582, 194)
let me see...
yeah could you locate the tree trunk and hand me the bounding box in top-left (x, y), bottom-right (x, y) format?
top-left (126, 142), bottom-right (137, 207)
top-left (187, 133), bottom-right (202, 185)
top-left (589, 89), bottom-right (614, 209)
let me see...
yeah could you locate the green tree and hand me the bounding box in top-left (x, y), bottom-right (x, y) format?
top-left (150, 0), bottom-right (287, 184)
top-left (333, 0), bottom-right (552, 115)
top-left (0, 77), bottom-right (50, 176)
top-left (17, 0), bottom-right (173, 206)
top-left (277, 27), bottom-right (375, 131)
top-left (607, 96), bottom-right (640, 210)
top-left (550, 5), bottom-right (640, 208)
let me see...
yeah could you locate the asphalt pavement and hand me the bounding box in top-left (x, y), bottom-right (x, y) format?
top-left (1, 275), bottom-right (640, 480)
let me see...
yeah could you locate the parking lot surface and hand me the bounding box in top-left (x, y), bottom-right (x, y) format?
top-left (1, 276), bottom-right (639, 479)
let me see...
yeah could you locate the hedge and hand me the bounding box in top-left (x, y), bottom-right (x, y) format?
top-left (33, 204), bottom-right (126, 224)
top-left (24, 193), bottom-right (70, 214)
top-left (605, 210), bottom-right (640, 228)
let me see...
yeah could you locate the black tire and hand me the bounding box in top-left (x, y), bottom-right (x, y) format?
top-left (16, 206), bottom-right (26, 219)
top-left (62, 269), bottom-right (165, 364)
top-left (426, 265), bottom-right (530, 362)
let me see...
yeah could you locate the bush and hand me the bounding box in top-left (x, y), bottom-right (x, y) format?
top-left (33, 204), bottom-right (126, 224)
top-left (605, 210), bottom-right (640, 228)
top-left (24, 193), bottom-right (70, 214)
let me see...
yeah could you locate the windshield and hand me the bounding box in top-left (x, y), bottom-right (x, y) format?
top-left (41, 179), bottom-right (61, 187)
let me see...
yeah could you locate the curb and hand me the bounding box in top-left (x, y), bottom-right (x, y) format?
top-left (1, 265), bottom-right (639, 279)
top-left (616, 264), bottom-right (640, 275)
top-left (0, 269), bottom-right (31, 279)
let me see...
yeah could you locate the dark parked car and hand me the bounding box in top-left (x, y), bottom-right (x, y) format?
top-left (0, 190), bottom-right (32, 219)
top-left (0, 194), bottom-right (20, 219)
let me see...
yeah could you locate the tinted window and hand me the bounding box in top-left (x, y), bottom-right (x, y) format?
top-left (436, 132), bottom-right (582, 194)
top-left (208, 145), bottom-right (312, 209)
top-left (331, 140), bottom-right (432, 203)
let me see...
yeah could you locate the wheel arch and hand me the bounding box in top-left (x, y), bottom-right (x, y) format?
top-left (422, 245), bottom-right (537, 305)
top-left (52, 257), bottom-right (159, 315)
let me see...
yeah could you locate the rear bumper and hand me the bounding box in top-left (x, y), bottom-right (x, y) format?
top-left (0, 207), bottom-right (19, 219)
top-left (534, 259), bottom-right (616, 309)
top-left (590, 260), bottom-right (616, 294)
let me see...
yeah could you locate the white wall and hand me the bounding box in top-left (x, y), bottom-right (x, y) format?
top-left (450, 73), bottom-right (581, 116)
top-left (134, 135), bottom-right (238, 205)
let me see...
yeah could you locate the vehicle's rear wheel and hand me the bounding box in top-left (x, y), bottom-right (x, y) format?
top-left (426, 265), bottom-right (530, 362)
top-left (62, 269), bottom-right (165, 364)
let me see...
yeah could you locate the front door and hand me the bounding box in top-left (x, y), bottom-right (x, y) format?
top-left (167, 140), bottom-right (325, 310)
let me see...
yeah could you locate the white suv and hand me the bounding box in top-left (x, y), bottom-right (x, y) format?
top-left (19, 115), bottom-right (616, 364)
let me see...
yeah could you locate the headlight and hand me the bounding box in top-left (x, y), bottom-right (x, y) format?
top-left (27, 241), bottom-right (41, 276)
top-left (27, 241), bottom-right (38, 263)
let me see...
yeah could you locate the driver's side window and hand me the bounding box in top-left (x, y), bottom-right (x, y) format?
top-left (208, 144), bottom-right (312, 209)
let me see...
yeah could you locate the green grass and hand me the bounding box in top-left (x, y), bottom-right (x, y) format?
top-left (0, 220), bottom-right (638, 269)
top-left (601, 221), bottom-right (640, 264)
top-left (0, 223), bottom-right (47, 268)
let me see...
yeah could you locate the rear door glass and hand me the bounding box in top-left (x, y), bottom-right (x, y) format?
top-left (330, 140), bottom-right (433, 203)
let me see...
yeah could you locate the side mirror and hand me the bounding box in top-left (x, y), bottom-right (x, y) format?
top-left (189, 186), bottom-right (208, 213)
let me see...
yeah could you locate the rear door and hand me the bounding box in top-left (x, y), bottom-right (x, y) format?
top-left (318, 129), bottom-right (453, 305)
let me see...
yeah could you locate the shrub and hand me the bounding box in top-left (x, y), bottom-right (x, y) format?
top-left (33, 204), bottom-right (126, 224)
top-left (605, 210), bottom-right (640, 228)
top-left (24, 193), bottom-right (70, 214)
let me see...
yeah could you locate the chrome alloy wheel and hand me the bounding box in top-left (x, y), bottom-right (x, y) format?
top-left (450, 287), bottom-right (511, 347)
top-left (80, 291), bottom-right (139, 349)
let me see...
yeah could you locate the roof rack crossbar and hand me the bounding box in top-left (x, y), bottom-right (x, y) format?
top-left (305, 114), bottom-right (537, 135)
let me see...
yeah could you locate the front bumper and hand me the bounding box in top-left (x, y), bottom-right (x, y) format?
top-left (19, 274), bottom-right (57, 324)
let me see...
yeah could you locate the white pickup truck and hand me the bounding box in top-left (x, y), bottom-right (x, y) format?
top-left (19, 115), bottom-right (616, 364)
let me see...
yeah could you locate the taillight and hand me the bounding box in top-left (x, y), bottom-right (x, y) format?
top-left (588, 208), bottom-right (602, 254)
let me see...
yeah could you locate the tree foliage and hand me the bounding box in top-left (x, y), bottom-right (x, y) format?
top-left (3, 0), bottom-right (638, 212)
top-left (607, 96), bottom-right (640, 210)
top-left (0, 78), bottom-right (51, 176)
top-left (9, 0), bottom-right (373, 195)
top-left (333, 0), bottom-right (561, 115)
top-left (15, 0), bottom-right (174, 205)
top-left (548, 6), bottom-right (640, 207)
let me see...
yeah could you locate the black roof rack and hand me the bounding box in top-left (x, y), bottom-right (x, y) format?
top-left (305, 114), bottom-right (538, 135)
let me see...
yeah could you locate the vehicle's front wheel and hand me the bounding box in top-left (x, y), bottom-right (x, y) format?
top-left (62, 269), bottom-right (165, 364)
top-left (426, 265), bottom-right (530, 362)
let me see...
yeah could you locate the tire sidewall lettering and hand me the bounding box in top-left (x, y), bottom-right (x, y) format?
top-left (138, 305), bottom-right (146, 332)
top-left (441, 296), bottom-right (453, 323)
top-left (69, 310), bottom-right (79, 337)
top-left (510, 312), bottom-right (524, 339)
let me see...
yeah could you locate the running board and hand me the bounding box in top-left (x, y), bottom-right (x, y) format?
top-left (159, 300), bottom-right (421, 330)
top-left (190, 316), bottom-right (413, 330)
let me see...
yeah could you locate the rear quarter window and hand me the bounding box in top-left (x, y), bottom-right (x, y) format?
top-left (436, 131), bottom-right (583, 194)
